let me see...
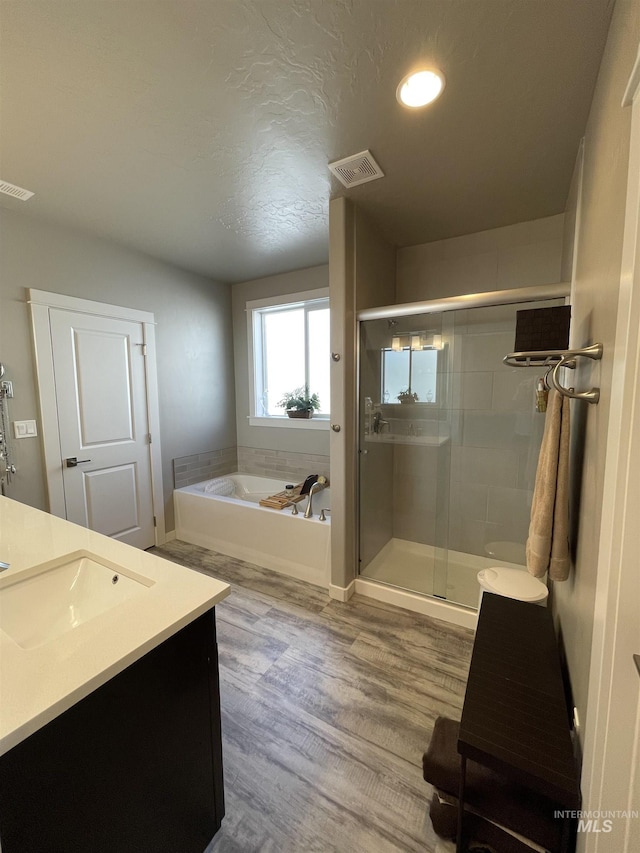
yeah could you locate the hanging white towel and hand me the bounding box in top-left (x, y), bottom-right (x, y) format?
top-left (526, 388), bottom-right (571, 581)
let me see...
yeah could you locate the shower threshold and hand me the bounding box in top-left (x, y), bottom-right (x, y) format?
top-left (360, 538), bottom-right (525, 611)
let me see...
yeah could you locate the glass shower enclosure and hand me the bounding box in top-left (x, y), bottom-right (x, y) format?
top-left (358, 295), bottom-right (566, 610)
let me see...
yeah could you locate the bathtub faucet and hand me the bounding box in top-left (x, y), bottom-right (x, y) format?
top-left (304, 481), bottom-right (326, 519)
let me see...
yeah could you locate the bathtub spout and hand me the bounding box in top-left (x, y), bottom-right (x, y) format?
top-left (304, 481), bottom-right (325, 519)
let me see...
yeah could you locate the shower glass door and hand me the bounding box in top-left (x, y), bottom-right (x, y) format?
top-left (358, 295), bottom-right (567, 610)
top-left (358, 311), bottom-right (449, 599)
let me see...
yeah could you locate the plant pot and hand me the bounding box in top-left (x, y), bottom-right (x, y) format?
top-left (286, 409), bottom-right (313, 419)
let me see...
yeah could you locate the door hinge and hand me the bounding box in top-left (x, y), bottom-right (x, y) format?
top-left (136, 343), bottom-right (148, 356)
top-left (153, 516), bottom-right (157, 527)
top-left (148, 433), bottom-right (152, 444)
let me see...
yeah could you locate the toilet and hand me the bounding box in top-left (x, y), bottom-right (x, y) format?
top-left (477, 566), bottom-right (548, 610)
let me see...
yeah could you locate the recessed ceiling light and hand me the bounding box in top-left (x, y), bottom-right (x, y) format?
top-left (396, 69), bottom-right (445, 108)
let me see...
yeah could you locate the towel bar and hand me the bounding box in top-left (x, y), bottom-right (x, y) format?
top-left (503, 343), bottom-right (603, 404)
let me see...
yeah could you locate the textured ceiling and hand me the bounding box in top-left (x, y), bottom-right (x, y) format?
top-left (1, 0), bottom-right (613, 283)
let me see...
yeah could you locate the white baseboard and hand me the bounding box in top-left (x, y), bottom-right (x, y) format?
top-left (163, 529), bottom-right (176, 543)
top-left (328, 580), bottom-right (355, 602)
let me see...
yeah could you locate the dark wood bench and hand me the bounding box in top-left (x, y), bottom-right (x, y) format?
top-left (423, 593), bottom-right (581, 852)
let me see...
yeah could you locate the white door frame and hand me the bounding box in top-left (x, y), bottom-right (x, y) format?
top-left (28, 289), bottom-right (166, 546)
top-left (581, 46), bottom-right (640, 852)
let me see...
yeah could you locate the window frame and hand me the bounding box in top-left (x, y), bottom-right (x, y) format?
top-left (247, 288), bottom-right (330, 429)
top-left (380, 344), bottom-right (442, 407)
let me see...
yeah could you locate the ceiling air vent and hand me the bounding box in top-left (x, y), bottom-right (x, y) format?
top-left (0, 180), bottom-right (35, 201)
top-left (328, 150), bottom-right (384, 188)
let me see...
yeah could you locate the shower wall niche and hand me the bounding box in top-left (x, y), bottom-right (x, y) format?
top-left (358, 297), bottom-right (565, 609)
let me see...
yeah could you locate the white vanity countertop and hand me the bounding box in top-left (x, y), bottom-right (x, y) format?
top-left (0, 497), bottom-right (230, 756)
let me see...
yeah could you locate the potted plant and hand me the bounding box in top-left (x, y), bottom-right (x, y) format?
top-left (397, 388), bottom-right (418, 404)
top-left (277, 386), bottom-right (321, 419)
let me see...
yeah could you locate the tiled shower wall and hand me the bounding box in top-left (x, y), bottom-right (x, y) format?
top-left (379, 299), bottom-right (563, 563)
top-left (445, 301), bottom-right (560, 559)
top-left (356, 216), bottom-right (566, 568)
top-left (392, 443), bottom-right (450, 548)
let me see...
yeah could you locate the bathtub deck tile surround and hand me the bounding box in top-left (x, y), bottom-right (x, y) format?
top-left (173, 447), bottom-right (238, 488)
top-left (237, 445), bottom-right (330, 483)
top-left (150, 540), bottom-right (473, 853)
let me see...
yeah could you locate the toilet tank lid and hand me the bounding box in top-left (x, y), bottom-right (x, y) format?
top-left (478, 567), bottom-right (548, 602)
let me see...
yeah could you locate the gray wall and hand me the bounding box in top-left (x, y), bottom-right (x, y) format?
top-left (553, 0), bottom-right (640, 744)
top-left (0, 209), bottom-right (236, 531)
top-left (231, 264), bottom-right (330, 458)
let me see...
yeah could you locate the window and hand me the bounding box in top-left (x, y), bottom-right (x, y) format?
top-left (248, 289), bottom-right (330, 425)
top-left (381, 345), bottom-right (438, 404)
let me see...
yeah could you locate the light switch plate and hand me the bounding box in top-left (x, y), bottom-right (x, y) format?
top-left (13, 419), bottom-right (38, 438)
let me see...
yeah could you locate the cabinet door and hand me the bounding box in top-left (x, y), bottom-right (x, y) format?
top-left (0, 611), bottom-right (225, 853)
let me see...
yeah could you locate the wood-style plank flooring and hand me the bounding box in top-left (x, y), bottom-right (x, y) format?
top-left (150, 541), bottom-right (474, 853)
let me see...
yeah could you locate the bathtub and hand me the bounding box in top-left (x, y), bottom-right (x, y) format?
top-left (174, 474), bottom-right (331, 587)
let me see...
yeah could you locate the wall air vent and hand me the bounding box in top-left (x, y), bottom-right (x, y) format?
top-left (0, 180), bottom-right (35, 201)
top-left (328, 150), bottom-right (384, 188)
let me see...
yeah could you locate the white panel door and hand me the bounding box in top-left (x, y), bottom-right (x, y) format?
top-left (49, 309), bottom-right (155, 549)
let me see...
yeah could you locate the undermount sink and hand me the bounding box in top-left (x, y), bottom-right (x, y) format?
top-left (0, 551), bottom-right (155, 650)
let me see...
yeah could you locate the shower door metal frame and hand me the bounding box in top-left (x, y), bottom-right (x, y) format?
top-left (355, 282), bottom-right (571, 594)
top-left (356, 282), bottom-right (570, 323)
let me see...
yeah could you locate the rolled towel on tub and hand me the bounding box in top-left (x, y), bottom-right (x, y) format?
top-left (203, 477), bottom-right (235, 496)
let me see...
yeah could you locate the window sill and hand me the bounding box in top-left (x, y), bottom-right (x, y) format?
top-left (248, 416), bottom-right (330, 430)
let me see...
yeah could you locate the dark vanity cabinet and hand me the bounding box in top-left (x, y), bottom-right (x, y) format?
top-left (0, 610), bottom-right (225, 853)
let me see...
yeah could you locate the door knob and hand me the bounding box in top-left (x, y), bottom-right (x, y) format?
top-left (331, 424), bottom-right (341, 432)
top-left (66, 457), bottom-right (92, 467)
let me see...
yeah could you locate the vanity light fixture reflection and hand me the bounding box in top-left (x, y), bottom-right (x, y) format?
top-left (389, 332), bottom-right (443, 351)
